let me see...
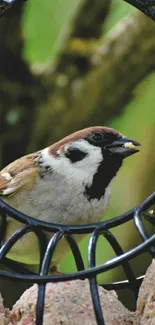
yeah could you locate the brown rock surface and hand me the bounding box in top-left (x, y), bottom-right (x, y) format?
top-left (3, 260), bottom-right (155, 324)
top-left (0, 293), bottom-right (11, 325)
top-left (10, 280), bottom-right (137, 325)
top-left (137, 259), bottom-right (155, 325)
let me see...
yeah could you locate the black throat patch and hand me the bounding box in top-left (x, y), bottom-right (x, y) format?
top-left (84, 155), bottom-right (123, 201)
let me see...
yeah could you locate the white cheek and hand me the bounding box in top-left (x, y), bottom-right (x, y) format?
top-left (41, 144), bottom-right (103, 185)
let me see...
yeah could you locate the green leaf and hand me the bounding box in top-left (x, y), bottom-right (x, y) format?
top-left (104, 0), bottom-right (136, 33)
top-left (22, 0), bottom-right (83, 65)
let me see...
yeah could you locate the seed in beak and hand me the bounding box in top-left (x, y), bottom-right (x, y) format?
top-left (123, 142), bottom-right (136, 149)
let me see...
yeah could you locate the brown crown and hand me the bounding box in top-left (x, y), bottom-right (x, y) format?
top-left (49, 126), bottom-right (122, 156)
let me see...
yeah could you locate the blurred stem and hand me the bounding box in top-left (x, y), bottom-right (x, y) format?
top-left (69, 0), bottom-right (111, 39)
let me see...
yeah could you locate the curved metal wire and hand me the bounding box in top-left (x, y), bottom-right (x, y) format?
top-left (36, 232), bottom-right (64, 325)
top-left (88, 228), bottom-right (105, 325)
top-left (0, 193), bottom-right (155, 324)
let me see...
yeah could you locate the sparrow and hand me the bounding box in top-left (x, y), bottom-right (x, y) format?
top-left (0, 126), bottom-right (140, 272)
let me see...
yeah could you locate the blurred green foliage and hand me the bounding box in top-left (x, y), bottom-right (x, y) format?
top-left (22, 0), bottom-right (136, 66)
top-left (104, 0), bottom-right (136, 32)
top-left (23, 0), bottom-right (83, 64)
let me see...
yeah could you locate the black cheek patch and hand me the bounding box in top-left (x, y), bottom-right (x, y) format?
top-left (65, 148), bottom-right (87, 163)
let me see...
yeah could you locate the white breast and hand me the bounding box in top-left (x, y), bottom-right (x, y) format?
top-left (13, 170), bottom-right (111, 224)
top-left (8, 145), bottom-right (111, 225)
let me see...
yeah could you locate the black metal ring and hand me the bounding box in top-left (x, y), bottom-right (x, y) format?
top-left (0, 193), bottom-right (155, 324)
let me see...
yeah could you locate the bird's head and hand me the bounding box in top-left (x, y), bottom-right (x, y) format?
top-left (41, 126), bottom-right (140, 200)
top-left (49, 126), bottom-right (140, 164)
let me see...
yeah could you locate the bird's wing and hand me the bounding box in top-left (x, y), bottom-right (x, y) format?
top-left (0, 153), bottom-right (39, 196)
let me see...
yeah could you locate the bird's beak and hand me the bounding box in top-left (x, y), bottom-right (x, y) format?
top-left (105, 137), bottom-right (141, 158)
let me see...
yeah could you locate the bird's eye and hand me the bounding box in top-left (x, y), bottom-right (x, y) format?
top-left (90, 132), bottom-right (104, 143)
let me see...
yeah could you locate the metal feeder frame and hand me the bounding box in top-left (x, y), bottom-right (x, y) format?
top-left (0, 193), bottom-right (155, 325)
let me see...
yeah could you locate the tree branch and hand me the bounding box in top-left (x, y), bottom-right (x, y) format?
top-left (29, 11), bottom-right (155, 150)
